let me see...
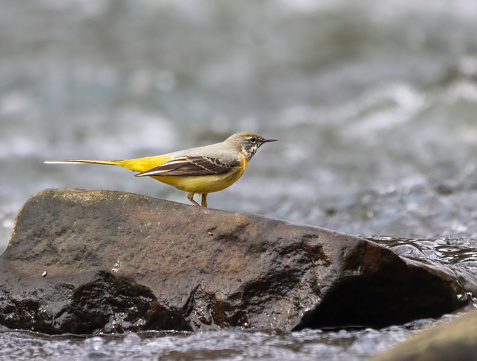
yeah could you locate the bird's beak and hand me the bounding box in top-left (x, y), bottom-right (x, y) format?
top-left (262, 138), bottom-right (278, 143)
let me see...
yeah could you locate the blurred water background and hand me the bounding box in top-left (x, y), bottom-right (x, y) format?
top-left (2, 0), bottom-right (477, 359)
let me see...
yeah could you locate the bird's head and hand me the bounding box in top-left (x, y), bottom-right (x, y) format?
top-left (225, 132), bottom-right (278, 160)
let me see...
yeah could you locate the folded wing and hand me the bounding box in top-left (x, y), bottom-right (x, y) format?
top-left (135, 156), bottom-right (239, 177)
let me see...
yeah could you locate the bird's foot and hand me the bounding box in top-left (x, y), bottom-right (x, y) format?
top-left (187, 192), bottom-right (200, 206)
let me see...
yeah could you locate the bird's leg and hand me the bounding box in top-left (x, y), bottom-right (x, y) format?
top-left (201, 193), bottom-right (208, 207)
top-left (187, 192), bottom-right (200, 206)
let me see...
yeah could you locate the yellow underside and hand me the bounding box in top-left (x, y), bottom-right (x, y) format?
top-left (114, 154), bottom-right (248, 193)
top-left (150, 169), bottom-right (244, 193)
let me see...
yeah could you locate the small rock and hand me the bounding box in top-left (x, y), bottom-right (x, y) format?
top-left (372, 308), bottom-right (477, 361)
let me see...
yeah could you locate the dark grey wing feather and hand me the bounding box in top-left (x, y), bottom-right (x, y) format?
top-left (135, 156), bottom-right (239, 177)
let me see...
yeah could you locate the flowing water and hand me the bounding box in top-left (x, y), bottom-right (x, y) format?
top-left (2, 0), bottom-right (477, 359)
top-left (0, 318), bottom-right (458, 361)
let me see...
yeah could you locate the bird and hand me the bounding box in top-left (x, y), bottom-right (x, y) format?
top-left (45, 131), bottom-right (278, 207)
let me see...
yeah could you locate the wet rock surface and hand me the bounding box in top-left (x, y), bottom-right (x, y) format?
top-left (0, 188), bottom-right (474, 334)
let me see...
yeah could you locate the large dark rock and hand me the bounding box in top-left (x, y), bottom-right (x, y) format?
top-left (0, 188), bottom-right (474, 334)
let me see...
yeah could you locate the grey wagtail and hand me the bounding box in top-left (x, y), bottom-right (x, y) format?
top-left (45, 132), bottom-right (277, 207)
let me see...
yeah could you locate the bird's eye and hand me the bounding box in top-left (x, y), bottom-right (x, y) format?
top-left (249, 137), bottom-right (257, 144)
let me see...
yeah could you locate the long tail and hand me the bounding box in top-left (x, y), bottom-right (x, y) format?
top-left (44, 155), bottom-right (172, 173)
top-left (44, 160), bottom-right (121, 166)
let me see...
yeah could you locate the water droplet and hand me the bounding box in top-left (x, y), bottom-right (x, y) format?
top-left (112, 260), bottom-right (120, 273)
